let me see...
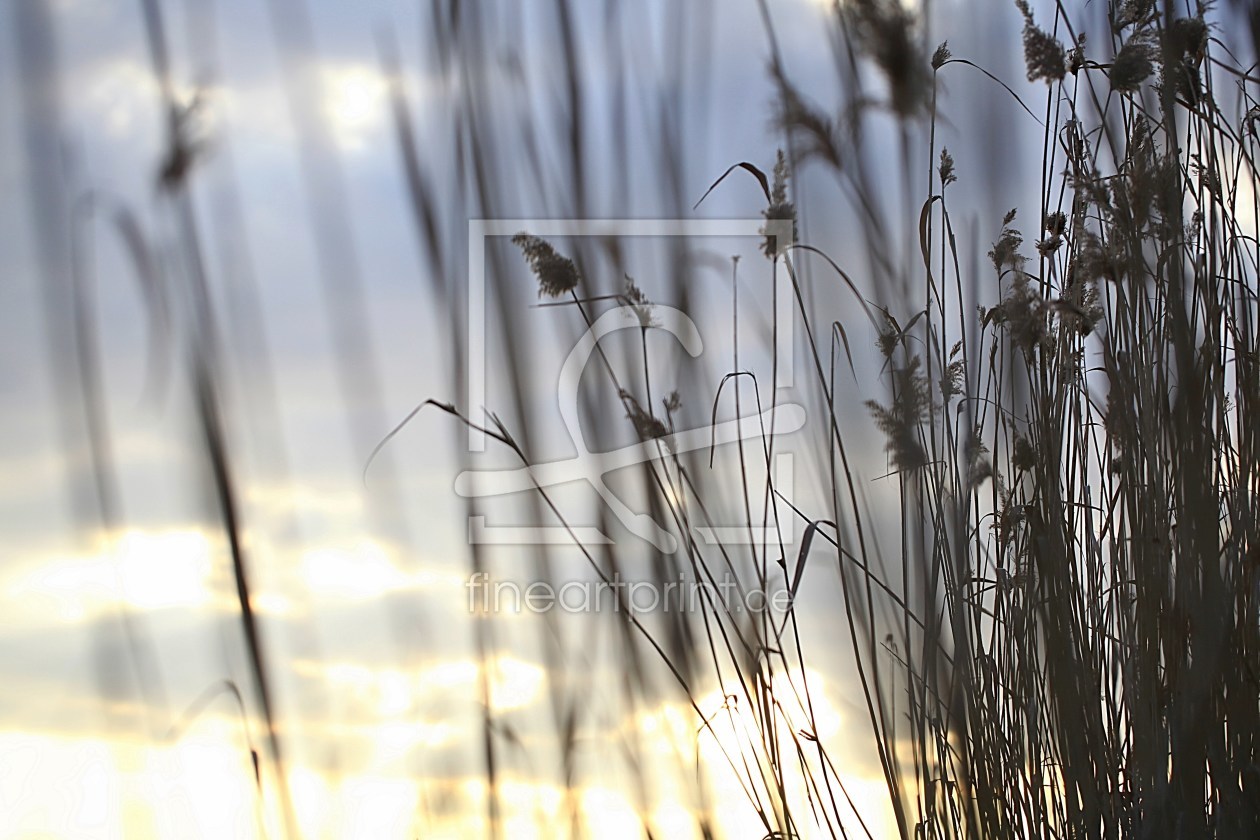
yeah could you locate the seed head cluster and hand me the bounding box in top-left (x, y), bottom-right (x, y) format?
top-left (621, 390), bottom-right (668, 441)
top-left (512, 233), bottom-right (580, 298)
top-left (761, 150), bottom-right (798, 258)
top-left (1110, 34), bottom-right (1155, 92)
top-left (1016, 0), bottom-right (1066, 83)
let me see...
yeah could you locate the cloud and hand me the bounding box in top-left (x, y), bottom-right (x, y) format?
top-left (6, 528), bottom-right (227, 625)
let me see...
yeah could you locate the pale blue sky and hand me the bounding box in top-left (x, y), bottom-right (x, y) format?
top-left (4, 0), bottom-right (1251, 835)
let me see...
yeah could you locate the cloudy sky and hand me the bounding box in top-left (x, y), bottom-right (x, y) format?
top-left (4, 0), bottom-right (1214, 835)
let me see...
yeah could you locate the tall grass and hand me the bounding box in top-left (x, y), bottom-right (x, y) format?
top-left (828, 2), bottom-right (1260, 835)
top-left (400, 0), bottom-right (1260, 836)
top-left (27, 0), bottom-right (1260, 836)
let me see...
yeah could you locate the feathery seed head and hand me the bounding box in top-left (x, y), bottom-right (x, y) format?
top-left (876, 310), bottom-right (902, 358)
top-left (989, 210), bottom-right (1026, 275)
top-left (939, 148), bottom-right (957, 188)
top-left (761, 150), bottom-right (798, 258)
top-left (1016, 0), bottom-right (1066, 83)
top-left (1037, 211), bottom-right (1066, 255)
top-left (1168, 14), bottom-right (1208, 67)
top-left (1075, 231), bottom-right (1118, 284)
top-left (1068, 34), bottom-right (1087, 74)
top-left (1245, 105), bottom-right (1260, 137)
top-left (969, 451), bottom-right (994, 487)
top-left (512, 233), bottom-right (580, 298)
top-left (1110, 34), bottom-right (1156, 92)
top-left (1044, 211), bottom-right (1067, 237)
top-left (843, 0), bottom-right (929, 117)
top-left (1113, 0), bottom-right (1155, 31)
top-left (1036, 235), bottom-right (1062, 257)
top-left (865, 356), bottom-right (931, 472)
top-left (772, 72), bottom-right (842, 170)
top-left (621, 275), bottom-right (656, 328)
top-left (940, 345), bottom-right (965, 401)
top-left (621, 390), bottom-right (668, 441)
top-left (1012, 434), bottom-right (1036, 472)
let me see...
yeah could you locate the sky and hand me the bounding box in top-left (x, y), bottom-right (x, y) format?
top-left (2, 0), bottom-right (1226, 836)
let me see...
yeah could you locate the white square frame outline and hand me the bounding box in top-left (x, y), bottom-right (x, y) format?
top-left (466, 218), bottom-right (796, 547)
top-left (467, 218), bottom-right (795, 451)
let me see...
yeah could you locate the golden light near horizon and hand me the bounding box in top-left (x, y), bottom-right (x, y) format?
top-left (299, 541), bottom-right (408, 600)
top-left (8, 528), bottom-right (218, 623)
top-left (114, 530), bottom-right (217, 612)
top-left (614, 668), bottom-right (895, 838)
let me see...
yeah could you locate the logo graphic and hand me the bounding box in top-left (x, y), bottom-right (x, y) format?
top-left (463, 219), bottom-right (799, 551)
